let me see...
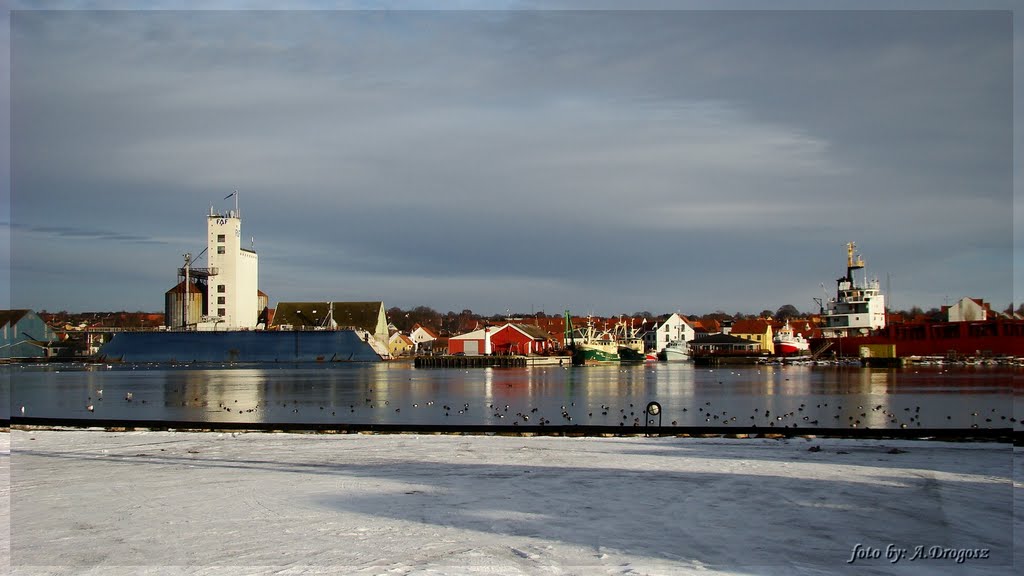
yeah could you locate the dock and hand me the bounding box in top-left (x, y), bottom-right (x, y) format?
top-left (415, 355), bottom-right (526, 368)
top-left (413, 355), bottom-right (572, 368)
top-left (691, 354), bottom-right (766, 366)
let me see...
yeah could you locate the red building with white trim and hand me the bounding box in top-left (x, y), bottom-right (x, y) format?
top-left (448, 323), bottom-right (556, 355)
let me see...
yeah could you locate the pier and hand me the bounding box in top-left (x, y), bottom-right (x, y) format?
top-left (415, 355), bottom-right (527, 368)
top-left (413, 355), bottom-right (572, 368)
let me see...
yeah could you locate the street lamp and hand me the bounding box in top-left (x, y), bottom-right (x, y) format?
top-left (645, 401), bottom-right (662, 431)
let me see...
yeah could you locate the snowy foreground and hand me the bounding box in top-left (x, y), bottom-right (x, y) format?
top-left (0, 429), bottom-right (1020, 576)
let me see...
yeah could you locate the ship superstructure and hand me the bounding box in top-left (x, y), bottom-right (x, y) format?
top-left (818, 242), bottom-right (886, 338)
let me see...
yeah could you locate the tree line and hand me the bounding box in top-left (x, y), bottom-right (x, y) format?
top-left (387, 304), bottom-right (813, 335)
top-left (39, 301), bottom-right (1024, 333)
top-left (385, 302), bottom-right (1024, 335)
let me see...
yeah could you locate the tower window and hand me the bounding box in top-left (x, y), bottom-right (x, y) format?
top-left (217, 234), bottom-right (226, 242)
top-left (217, 246), bottom-right (225, 254)
top-left (218, 297), bottom-right (225, 305)
top-left (218, 308), bottom-right (226, 316)
top-left (217, 285), bottom-right (225, 293)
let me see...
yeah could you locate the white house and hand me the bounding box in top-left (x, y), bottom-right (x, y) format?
top-left (644, 313), bottom-right (696, 353)
top-left (409, 324), bottom-right (439, 353)
top-left (945, 297), bottom-right (992, 322)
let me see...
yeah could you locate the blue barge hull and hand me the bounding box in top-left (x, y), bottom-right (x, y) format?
top-left (98, 330), bottom-right (383, 363)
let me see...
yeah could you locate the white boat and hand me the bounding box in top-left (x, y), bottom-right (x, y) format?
top-left (660, 340), bottom-right (689, 361)
top-left (773, 321), bottom-right (810, 356)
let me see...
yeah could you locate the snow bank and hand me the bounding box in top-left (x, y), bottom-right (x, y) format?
top-left (1, 430), bottom-right (1019, 575)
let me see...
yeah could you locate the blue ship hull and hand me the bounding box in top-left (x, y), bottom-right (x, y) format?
top-left (98, 330), bottom-right (383, 363)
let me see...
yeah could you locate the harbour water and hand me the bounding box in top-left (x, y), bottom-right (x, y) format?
top-left (5, 362), bottom-right (1020, 432)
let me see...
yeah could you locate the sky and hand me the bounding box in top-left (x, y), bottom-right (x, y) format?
top-left (2, 1), bottom-right (1021, 317)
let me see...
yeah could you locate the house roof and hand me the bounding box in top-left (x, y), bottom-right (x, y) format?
top-left (0, 310), bottom-right (30, 328)
top-left (165, 280), bottom-right (208, 295)
top-left (411, 324), bottom-right (439, 339)
top-left (730, 319), bottom-right (772, 334)
top-left (452, 323), bottom-right (556, 342)
top-left (691, 319), bottom-right (721, 332)
top-left (511, 323), bottom-right (556, 341)
top-left (942, 297), bottom-right (991, 311)
top-left (690, 333), bottom-right (759, 346)
top-left (390, 333), bottom-right (414, 345)
top-left (272, 302), bottom-right (384, 331)
top-left (450, 327), bottom-right (489, 340)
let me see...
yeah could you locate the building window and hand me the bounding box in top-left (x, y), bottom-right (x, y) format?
top-left (217, 234), bottom-right (226, 242)
top-left (218, 308), bottom-right (226, 316)
top-left (217, 285), bottom-right (225, 293)
top-left (218, 297), bottom-right (225, 305)
top-left (217, 246), bottom-right (225, 254)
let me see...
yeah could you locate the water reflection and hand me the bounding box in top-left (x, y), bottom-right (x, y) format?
top-left (5, 362), bottom-right (1018, 430)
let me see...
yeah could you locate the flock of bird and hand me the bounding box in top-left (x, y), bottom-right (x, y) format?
top-left (61, 384), bottom-right (1018, 430)
top-left (12, 364), bottom-right (1016, 431)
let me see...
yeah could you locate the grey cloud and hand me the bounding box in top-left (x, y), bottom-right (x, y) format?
top-left (9, 9), bottom-right (1015, 314)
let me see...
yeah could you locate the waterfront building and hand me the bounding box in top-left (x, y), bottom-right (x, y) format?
top-left (449, 323), bottom-right (557, 356)
top-left (643, 313), bottom-right (697, 353)
top-left (272, 301), bottom-right (390, 352)
top-left (943, 297), bottom-right (995, 322)
top-left (389, 332), bottom-right (415, 357)
top-left (165, 199), bottom-right (264, 330)
top-left (206, 203), bottom-right (259, 329)
top-left (729, 319), bottom-right (775, 354)
top-left (409, 324), bottom-right (439, 353)
top-left (688, 333), bottom-right (761, 355)
top-left (1, 310), bottom-right (58, 360)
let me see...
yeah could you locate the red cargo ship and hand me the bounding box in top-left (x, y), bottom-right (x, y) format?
top-left (809, 243), bottom-right (1024, 359)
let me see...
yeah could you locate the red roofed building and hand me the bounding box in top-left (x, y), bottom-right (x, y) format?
top-left (943, 297), bottom-right (994, 322)
top-left (729, 318), bottom-right (775, 354)
top-left (449, 323), bottom-right (557, 356)
top-left (410, 323), bottom-right (440, 353)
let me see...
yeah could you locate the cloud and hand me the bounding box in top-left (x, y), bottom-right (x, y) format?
top-left (9, 9), bottom-right (1015, 314)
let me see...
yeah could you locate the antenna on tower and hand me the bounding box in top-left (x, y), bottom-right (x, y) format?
top-left (223, 190), bottom-right (239, 218)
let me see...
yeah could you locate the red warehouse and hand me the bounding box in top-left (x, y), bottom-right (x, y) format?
top-left (448, 323), bottom-right (556, 356)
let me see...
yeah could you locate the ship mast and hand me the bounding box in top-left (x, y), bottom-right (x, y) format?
top-left (846, 241), bottom-right (864, 286)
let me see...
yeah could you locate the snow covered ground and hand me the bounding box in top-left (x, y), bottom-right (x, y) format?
top-left (0, 429), bottom-right (1019, 575)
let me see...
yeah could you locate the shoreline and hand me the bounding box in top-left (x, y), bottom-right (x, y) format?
top-left (6, 420), bottom-right (1017, 444)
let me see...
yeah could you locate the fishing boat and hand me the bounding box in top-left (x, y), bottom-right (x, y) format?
top-left (660, 339), bottom-right (690, 361)
top-left (571, 318), bottom-right (619, 365)
top-left (613, 318), bottom-right (646, 363)
top-left (773, 321), bottom-right (810, 356)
